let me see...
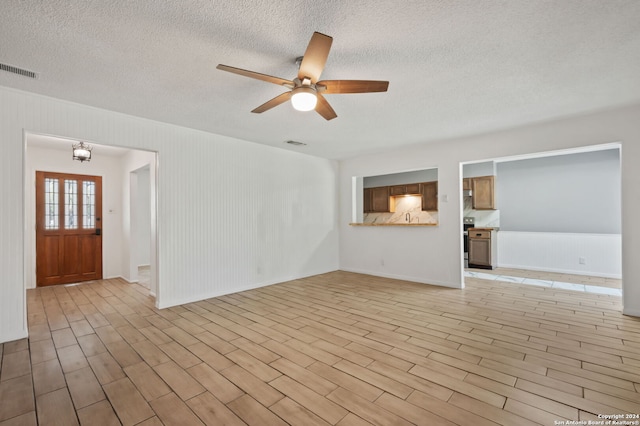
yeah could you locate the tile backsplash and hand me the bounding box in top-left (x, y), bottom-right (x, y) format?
top-left (363, 195), bottom-right (438, 225)
top-left (463, 196), bottom-right (500, 227)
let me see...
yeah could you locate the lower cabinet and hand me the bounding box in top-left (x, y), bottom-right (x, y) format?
top-left (468, 230), bottom-right (497, 269)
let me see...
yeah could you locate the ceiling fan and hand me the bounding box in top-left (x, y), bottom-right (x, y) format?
top-left (216, 32), bottom-right (389, 120)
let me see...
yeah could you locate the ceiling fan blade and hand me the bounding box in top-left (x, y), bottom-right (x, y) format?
top-left (315, 93), bottom-right (337, 121)
top-left (298, 32), bottom-right (333, 83)
top-left (251, 92), bottom-right (292, 113)
top-left (317, 80), bottom-right (389, 94)
top-left (217, 64), bottom-right (293, 87)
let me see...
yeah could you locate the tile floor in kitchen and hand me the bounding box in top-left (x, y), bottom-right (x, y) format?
top-left (465, 267), bottom-right (622, 296)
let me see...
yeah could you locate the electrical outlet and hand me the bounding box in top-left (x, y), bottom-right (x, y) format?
top-left (579, 257), bottom-right (586, 265)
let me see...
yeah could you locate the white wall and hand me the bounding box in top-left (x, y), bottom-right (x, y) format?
top-left (24, 144), bottom-right (124, 288)
top-left (364, 168), bottom-right (438, 187)
top-left (463, 161), bottom-right (495, 178)
top-left (498, 231), bottom-right (621, 278)
top-left (496, 149), bottom-right (621, 233)
top-left (134, 167), bottom-right (151, 268)
top-left (339, 104), bottom-right (640, 317)
top-left (0, 86), bottom-right (339, 343)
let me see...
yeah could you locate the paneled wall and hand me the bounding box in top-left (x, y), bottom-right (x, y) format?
top-left (497, 231), bottom-right (621, 278)
top-left (0, 86), bottom-right (339, 343)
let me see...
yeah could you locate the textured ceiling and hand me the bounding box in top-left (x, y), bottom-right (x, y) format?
top-left (2, 1), bottom-right (639, 159)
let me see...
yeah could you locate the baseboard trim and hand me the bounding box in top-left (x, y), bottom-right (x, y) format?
top-left (0, 328), bottom-right (28, 344)
top-left (497, 263), bottom-right (622, 280)
top-left (622, 307), bottom-right (640, 318)
top-left (113, 275), bottom-right (139, 284)
top-left (339, 267), bottom-right (463, 289)
top-left (157, 268), bottom-right (339, 309)
top-left (156, 281), bottom-right (285, 309)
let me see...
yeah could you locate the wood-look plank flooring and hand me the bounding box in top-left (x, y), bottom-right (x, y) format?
top-left (1, 271), bottom-right (639, 425)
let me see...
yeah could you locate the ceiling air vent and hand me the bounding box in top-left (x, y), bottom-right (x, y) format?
top-left (285, 140), bottom-right (307, 146)
top-left (0, 63), bottom-right (38, 79)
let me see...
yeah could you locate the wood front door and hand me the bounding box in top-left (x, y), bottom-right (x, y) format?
top-left (36, 171), bottom-right (103, 286)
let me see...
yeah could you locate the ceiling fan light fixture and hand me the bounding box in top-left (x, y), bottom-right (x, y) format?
top-left (291, 86), bottom-right (317, 111)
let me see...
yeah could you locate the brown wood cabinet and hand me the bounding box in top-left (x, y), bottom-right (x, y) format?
top-left (363, 181), bottom-right (438, 213)
top-left (462, 178), bottom-right (471, 191)
top-left (421, 181), bottom-right (438, 211)
top-left (390, 183), bottom-right (421, 196)
top-left (471, 175), bottom-right (495, 210)
top-left (363, 186), bottom-right (391, 213)
top-left (371, 187), bottom-right (390, 212)
top-left (363, 188), bottom-right (372, 213)
top-left (468, 228), bottom-right (497, 269)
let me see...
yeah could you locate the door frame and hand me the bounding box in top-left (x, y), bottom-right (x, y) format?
top-left (23, 131), bottom-right (160, 303)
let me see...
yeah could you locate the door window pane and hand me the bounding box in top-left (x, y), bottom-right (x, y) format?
top-left (45, 178), bottom-right (59, 230)
top-left (65, 180), bottom-right (78, 229)
top-left (83, 180), bottom-right (96, 228)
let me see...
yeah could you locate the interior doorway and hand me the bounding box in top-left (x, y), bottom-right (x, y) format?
top-left (129, 165), bottom-right (152, 289)
top-left (24, 133), bottom-right (159, 303)
top-left (460, 143), bottom-right (622, 294)
top-left (35, 171), bottom-right (103, 286)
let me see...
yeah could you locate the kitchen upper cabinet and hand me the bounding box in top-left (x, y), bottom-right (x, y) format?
top-left (421, 181), bottom-right (438, 211)
top-left (463, 178), bottom-right (472, 191)
top-left (471, 175), bottom-right (495, 210)
top-left (369, 186), bottom-right (390, 212)
top-left (390, 183), bottom-right (421, 196)
top-left (364, 182), bottom-right (437, 213)
top-left (363, 188), bottom-right (373, 213)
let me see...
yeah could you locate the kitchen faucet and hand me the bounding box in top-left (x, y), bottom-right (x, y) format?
top-left (405, 212), bottom-right (411, 223)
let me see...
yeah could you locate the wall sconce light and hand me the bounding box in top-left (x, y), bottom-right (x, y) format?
top-left (72, 141), bottom-right (92, 162)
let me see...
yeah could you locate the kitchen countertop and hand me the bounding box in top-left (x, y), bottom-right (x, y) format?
top-left (468, 227), bottom-right (499, 231)
top-left (349, 223), bottom-right (438, 227)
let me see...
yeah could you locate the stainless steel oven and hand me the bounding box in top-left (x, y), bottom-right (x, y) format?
top-left (463, 217), bottom-right (475, 268)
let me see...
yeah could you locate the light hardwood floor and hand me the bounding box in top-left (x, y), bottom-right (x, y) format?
top-left (1, 271), bottom-right (639, 425)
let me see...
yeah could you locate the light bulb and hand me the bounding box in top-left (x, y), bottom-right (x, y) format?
top-left (291, 87), bottom-right (317, 111)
